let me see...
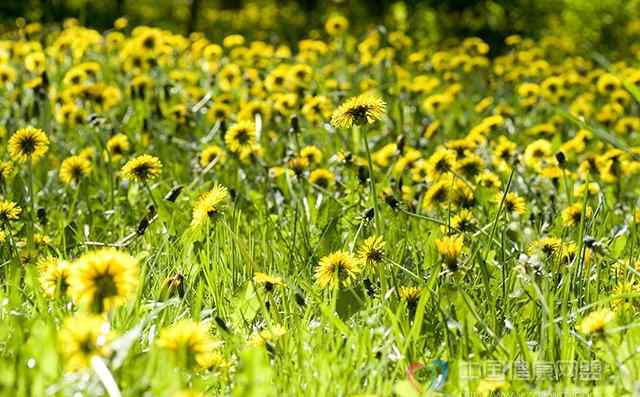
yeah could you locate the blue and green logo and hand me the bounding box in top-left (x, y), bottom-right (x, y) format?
top-left (407, 359), bottom-right (449, 393)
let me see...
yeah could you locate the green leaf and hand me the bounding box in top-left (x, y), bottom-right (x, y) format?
top-left (232, 347), bottom-right (276, 397)
top-left (335, 287), bottom-right (365, 319)
top-left (230, 282), bottom-right (261, 329)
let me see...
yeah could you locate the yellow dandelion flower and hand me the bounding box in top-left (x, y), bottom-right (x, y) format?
top-left (157, 319), bottom-right (223, 368)
top-left (0, 200), bottom-right (21, 222)
top-left (455, 153), bottom-right (484, 179)
top-left (612, 282), bottom-right (640, 310)
top-left (410, 160), bottom-right (429, 182)
top-left (560, 242), bottom-right (581, 266)
top-left (0, 64), bottom-right (17, 85)
top-left (287, 156), bottom-right (309, 176)
top-left (56, 103), bottom-right (85, 126)
top-left (422, 178), bottom-right (451, 209)
top-left (207, 102), bottom-right (232, 123)
top-left (195, 351), bottom-right (232, 373)
top-left (523, 139), bottom-right (551, 170)
top-left (435, 235), bottom-right (465, 271)
top-left (248, 325), bottom-right (287, 347)
top-left (273, 93), bottom-right (298, 116)
top-left (120, 154), bottom-right (162, 182)
top-left (315, 250), bottom-right (360, 289)
top-left (373, 143), bottom-right (398, 167)
top-left (41, 259), bottom-right (71, 298)
top-left (223, 34), bottom-right (244, 48)
top-left (300, 145), bottom-right (323, 165)
top-left (107, 134), bottom-right (130, 160)
top-left (330, 94), bottom-right (386, 128)
top-left (393, 148), bottom-right (421, 174)
top-left (191, 184), bottom-right (229, 226)
top-left (499, 192), bottom-right (526, 215)
top-left (24, 52), bottom-right (46, 74)
top-left (79, 147), bottom-right (96, 162)
top-left (451, 209), bottom-right (475, 232)
top-left (399, 286), bottom-right (422, 315)
top-left (356, 235), bottom-right (385, 272)
top-left (424, 121), bottom-right (441, 138)
top-left (114, 17), bottom-right (128, 30)
top-left (253, 272), bottom-right (285, 292)
top-left (58, 313), bottom-right (113, 371)
top-left (199, 145), bottom-right (226, 168)
top-left (60, 155), bottom-right (92, 185)
top-left (8, 126), bottom-right (49, 162)
top-left (529, 237), bottom-right (562, 259)
top-left (239, 100), bottom-right (270, 123)
top-left (0, 161), bottom-right (14, 183)
top-left (288, 63), bottom-right (313, 88)
top-left (36, 253), bottom-right (59, 272)
top-left (577, 308), bottom-right (615, 335)
top-left (476, 171), bottom-right (501, 189)
top-left (325, 15), bottom-right (349, 36)
top-left (68, 248), bottom-right (139, 313)
top-left (422, 93), bottom-right (453, 114)
top-left (239, 144), bottom-right (264, 163)
top-left (597, 73), bottom-right (621, 94)
top-left (399, 286), bottom-right (422, 303)
top-left (33, 232), bottom-right (51, 247)
top-left (426, 148), bottom-right (457, 181)
top-left (302, 96), bottom-right (332, 124)
top-left (309, 168), bottom-right (335, 188)
top-left (225, 121), bottom-right (257, 155)
top-left (561, 203), bottom-right (593, 227)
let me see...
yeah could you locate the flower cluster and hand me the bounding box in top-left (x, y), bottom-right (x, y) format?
top-left (0, 8), bottom-right (638, 396)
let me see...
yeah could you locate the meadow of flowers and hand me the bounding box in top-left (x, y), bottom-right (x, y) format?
top-left (2, 5), bottom-right (640, 397)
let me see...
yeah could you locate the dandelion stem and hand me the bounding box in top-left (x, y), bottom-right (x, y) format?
top-left (361, 126), bottom-right (380, 233)
top-left (143, 181), bottom-right (159, 210)
top-left (562, 168), bottom-right (572, 205)
top-left (93, 130), bottom-right (115, 209)
top-left (400, 208), bottom-right (453, 229)
top-left (3, 221), bottom-right (19, 264)
top-left (106, 154), bottom-right (115, 210)
top-left (66, 183), bottom-right (82, 226)
top-left (27, 157), bottom-right (35, 249)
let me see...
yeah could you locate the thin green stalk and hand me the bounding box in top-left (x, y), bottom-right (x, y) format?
top-left (143, 180), bottom-right (160, 210)
top-left (2, 221), bottom-right (19, 265)
top-left (27, 157), bottom-right (35, 249)
top-left (65, 183), bottom-right (82, 226)
top-left (361, 127), bottom-right (380, 233)
top-left (93, 131), bottom-right (115, 209)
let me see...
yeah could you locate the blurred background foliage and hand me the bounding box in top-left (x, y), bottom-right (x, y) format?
top-left (1, 0), bottom-right (640, 55)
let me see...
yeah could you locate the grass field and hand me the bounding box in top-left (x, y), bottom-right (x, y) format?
top-left (1, 7), bottom-right (640, 397)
